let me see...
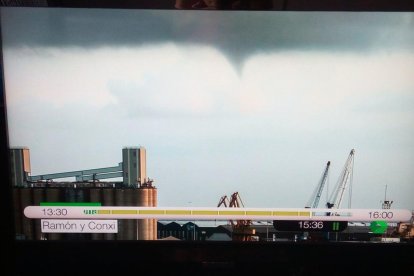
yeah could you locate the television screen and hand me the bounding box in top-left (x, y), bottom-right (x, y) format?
top-left (1, 1), bottom-right (413, 275)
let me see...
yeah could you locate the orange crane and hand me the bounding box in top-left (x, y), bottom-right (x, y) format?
top-left (217, 192), bottom-right (255, 241)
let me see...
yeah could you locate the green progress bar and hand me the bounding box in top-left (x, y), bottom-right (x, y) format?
top-left (40, 202), bottom-right (102, 206)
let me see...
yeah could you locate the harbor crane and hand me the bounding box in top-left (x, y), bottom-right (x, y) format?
top-left (279, 150), bottom-right (354, 241)
top-left (326, 149), bottom-right (355, 210)
top-left (217, 192), bottom-right (254, 241)
top-left (299, 161), bottom-right (331, 241)
top-left (306, 161), bottom-right (331, 208)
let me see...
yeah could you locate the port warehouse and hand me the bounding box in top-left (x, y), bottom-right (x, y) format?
top-left (156, 221), bottom-right (390, 242)
top-left (9, 147), bottom-right (407, 241)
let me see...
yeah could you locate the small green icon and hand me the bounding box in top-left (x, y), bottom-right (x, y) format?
top-left (332, 222), bottom-right (339, 231)
top-left (370, 221), bottom-right (388, 234)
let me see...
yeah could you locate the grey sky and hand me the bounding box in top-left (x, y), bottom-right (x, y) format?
top-left (2, 8), bottom-right (414, 67)
top-left (1, 8), bottom-right (414, 210)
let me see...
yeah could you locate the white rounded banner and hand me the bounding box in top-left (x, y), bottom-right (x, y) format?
top-left (24, 206), bottom-right (412, 222)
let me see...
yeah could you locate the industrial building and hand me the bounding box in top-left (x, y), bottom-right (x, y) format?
top-left (156, 221), bottom-right (398, 242)
top-left (157, 221), bottom-right (232, 241)
top-left (11, 147), bottom-right (157, 240)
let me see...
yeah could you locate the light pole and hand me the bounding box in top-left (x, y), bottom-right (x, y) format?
top-left (266, 221), bottom-right (269, 241)
top-left (188, 201), bottom-right (196, 241)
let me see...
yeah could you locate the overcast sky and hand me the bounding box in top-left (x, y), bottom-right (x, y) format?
top-left (1, 8), bottom-right (414, 210)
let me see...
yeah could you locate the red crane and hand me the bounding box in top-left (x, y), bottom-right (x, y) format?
top-left (217, 192), bottom-right (254, 241)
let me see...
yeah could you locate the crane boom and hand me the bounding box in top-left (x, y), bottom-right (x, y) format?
top-left (217, 192), bottom-right (252, 231)
top-left (217, 195), bottom-right (229, 208)
top-left (327, 149), bottom-right (355, 209)
top-left (306, 161), bottom-right (331, 208)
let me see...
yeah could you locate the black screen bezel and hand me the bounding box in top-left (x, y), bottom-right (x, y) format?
top-left (1, 1), bottom-right (413, 275)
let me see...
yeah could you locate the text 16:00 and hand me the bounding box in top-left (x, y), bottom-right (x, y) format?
top-left (368, 211), bottom-right (393, 219)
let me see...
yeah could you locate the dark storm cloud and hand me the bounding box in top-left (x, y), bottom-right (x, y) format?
top-left (2, 8), bottom-right (413, 67)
